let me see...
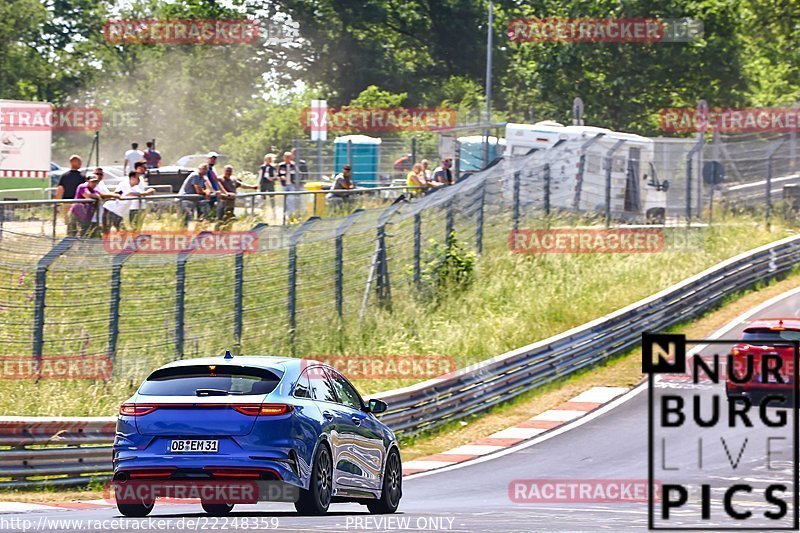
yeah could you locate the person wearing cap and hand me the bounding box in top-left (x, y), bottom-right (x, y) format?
top-left (178, 163), bottom-right (212, 226)
top-left (327, 164), bottom-right (356, 212)
top-left (432, 158), bottom-right (455, 186)
top-left (87, 167), bottom-right (121, 232)
top-left (68, 174), bottom-right (102, 237)
top-left (205, 152), bottom-right (222, 218)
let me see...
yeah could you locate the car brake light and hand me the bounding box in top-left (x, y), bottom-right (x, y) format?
top-left (232, 404), bottom-right (293, 416)
top-left (119, 404), bottom-right (158, 416)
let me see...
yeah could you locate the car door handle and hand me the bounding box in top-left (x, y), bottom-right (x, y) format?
top-left (322, 410), bottom-right (335, 420)
top-left (351, 416), bottom-right (362, 426)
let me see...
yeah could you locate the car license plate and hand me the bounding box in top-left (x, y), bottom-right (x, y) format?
top-left (169, 439), bottom-right (218, 453)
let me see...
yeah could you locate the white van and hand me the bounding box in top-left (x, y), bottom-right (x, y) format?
top-left (505, 121), bottom-right (668, 222)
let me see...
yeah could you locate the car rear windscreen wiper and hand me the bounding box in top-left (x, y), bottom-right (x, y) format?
top-left (195, 388), bottom-right (231, 396)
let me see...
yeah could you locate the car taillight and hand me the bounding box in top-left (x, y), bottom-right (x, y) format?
top-left (232, 404), bottom-right (293, 416)
top-left (119, 404), bottom-right (158, 416)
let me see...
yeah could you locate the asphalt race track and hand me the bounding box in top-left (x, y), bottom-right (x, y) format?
top-left (4, 288), bottom-right (800, 533)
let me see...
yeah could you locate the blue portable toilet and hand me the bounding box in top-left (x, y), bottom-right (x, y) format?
top-left (458, 136), bottom-right (506, 171)
top-left (334, 135), bottom-right (381, 186)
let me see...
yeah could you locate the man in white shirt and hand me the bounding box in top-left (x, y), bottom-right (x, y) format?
top-left (104, 171), bottom-right (155, 230)
top-left (123, 142), bottom-right (144, 173)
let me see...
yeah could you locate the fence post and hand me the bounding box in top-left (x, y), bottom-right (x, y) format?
top-left (361, 203), bottom-right (403, 316)
top-left (334, 210), bottom-right (365, 319)
top-left (233, 223), bottom-right (269, 353)
top-left (512, 170), bottom-right (521, 231)
top-left (174, 231), bottom-right (211, 359)
top-left (446, 200), bottom-right (454, 239)
top-left (107, 236), bottom-right (149, 363)
top-left (32, 237), bottom-right (78, 361)
top-left (0, 204), bottom-right (4, 241)
top-left (413, 212), bottom-right (422, 286)
top-left (543, 164), bottom-right (551, 217)
top-left (476, 180), bottom-right (486, 254)
top-left (287, 217), bottom-right (321, 352)
top-left (686, 137), bottom-right (705, 226)
top-left (574, 133), bottom-right (605, 211)
top-left (604, 139), bottom-right (626, 228)
top-left (766, 137), bottom-right (787, 230)
top-left (347, 140), bottom-right (353, 168)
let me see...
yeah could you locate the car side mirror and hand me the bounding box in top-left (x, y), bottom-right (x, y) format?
top-left (366, 399), bottom-right (388, 414)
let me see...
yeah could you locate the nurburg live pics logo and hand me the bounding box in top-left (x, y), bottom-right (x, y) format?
top-left (642, 332), bottom-right (799, 530)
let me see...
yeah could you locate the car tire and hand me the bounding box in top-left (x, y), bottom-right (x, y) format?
top-left (294, 443), bottom-right (333, 516)
top-left (367, 448), bottom-right (402, 514)
top-left (201, 502), bottom-right (234, 516)
top-left (117, 501), bottom-right (154, 518)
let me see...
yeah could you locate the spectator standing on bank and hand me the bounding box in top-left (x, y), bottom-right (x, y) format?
top-left (143, 141), bottom-right (162, 169)
top-left (217, 165), bottom-right (257, 227)
top-left (291, 148), bottom-right (309, 185)
top-left (89, 168), bottom-right (121, 231)
top-left (420, 159), bottom-right (432, 182)
top-left (206, 152), bottom-right (222, 218)
top-left (123, 142), bottom-right (144, 174)
top-left (178, 163), bottom-right (212, 226)
top-left (129, 161), bottom-right (150, 228)
top-left (258, 153), bottom-right (277, 210)
top-left (327, 164), bottom-right (356, 211)
top-left (432, 158), bottom-right (455, 186)
top-left (406, 163), bottom-right (430, 196)
top-left (104, 171), bottom-right (155, 231)
top-left (277, 151), bottom-right (300, 217)
top-left (55, 155), bottom-right (86, 235)
top-left (69, 174), bottom-right (102, 237)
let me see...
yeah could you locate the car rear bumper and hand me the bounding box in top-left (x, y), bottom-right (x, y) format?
top-left (113, 452), bottom-right (302, 487)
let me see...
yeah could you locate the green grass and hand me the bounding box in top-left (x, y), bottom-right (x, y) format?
top-left (0, 209), bottom-right (796, 416)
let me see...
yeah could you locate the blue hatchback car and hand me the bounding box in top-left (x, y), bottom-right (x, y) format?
top-left (113, 353), bottom-right (402, 517)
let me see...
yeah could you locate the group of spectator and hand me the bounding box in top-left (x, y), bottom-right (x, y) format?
top-left (405, 158), bottom-right (455, 195)
top-left (55, 154), bottom-right (156, 237)
top-left (178, 152), bottom-right (257, 227)
top-left (123, 141), bottom-right (162, 172)
top-left (54, 142), bottom-right (456, 236)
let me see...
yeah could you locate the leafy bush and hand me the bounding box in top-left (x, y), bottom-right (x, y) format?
top-left (417, 231), bottom-right (476, 302)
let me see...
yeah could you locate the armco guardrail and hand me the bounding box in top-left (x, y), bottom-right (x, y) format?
top-left (3, 234), bottom-right (800, 487)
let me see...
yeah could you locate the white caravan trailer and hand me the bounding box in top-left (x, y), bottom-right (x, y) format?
top-left (505, 121), bottom-right (668, 222)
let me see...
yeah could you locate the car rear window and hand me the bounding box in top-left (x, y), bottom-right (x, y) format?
top-left (742, 328), bottom-right (800, 342)
top-left (139, 365), bottom-right (280, 396)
